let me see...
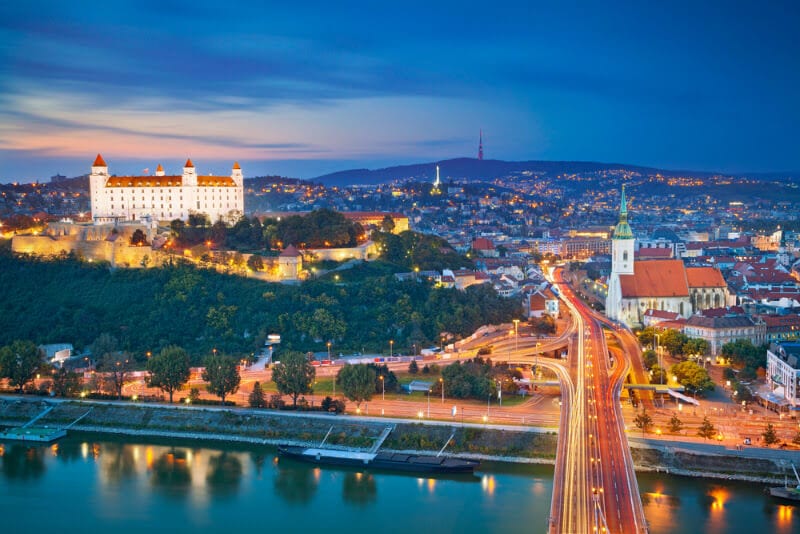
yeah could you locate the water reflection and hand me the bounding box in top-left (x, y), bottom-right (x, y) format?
top-left (150, 448), bottom-right (192, 495)
top-left (342, 472), bottom-right (377, 506)
top-left (205, 452), bottom-right (243, 497)
top-left (101, 442), bottom-right (137, 484)
top-left (0, 443), bottom-right (46, 480)
top-left (274, 460), bottom-right (318, 504)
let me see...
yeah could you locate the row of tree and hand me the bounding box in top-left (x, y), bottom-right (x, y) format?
top-left (169, 209), bottom-right (366, 252)
top-left (0, 249), bottom-right (519, 361)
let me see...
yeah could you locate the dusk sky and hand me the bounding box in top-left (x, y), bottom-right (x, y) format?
top-left (1, 1), bottom-right (798, 182)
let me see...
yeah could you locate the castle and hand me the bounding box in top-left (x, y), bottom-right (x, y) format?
top-left (605, 186), bottom-right (730, 327)
top-left (89, 154), bottom-right (244, 224)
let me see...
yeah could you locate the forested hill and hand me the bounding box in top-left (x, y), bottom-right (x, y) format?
top-left (0, 248), bottom-right (519, 363)
top-left (311, 157), bottom-right (721, 186)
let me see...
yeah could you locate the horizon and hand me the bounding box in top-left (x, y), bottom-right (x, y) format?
top-left (1, 1), bottom-right (799, 182)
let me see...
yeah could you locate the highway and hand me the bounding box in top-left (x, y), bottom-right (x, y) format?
top-left (544, 268), bottom-right (648, 533)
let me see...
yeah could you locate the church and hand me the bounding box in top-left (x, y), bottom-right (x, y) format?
top-left (605, 186), bottom-right (730, 327)
top-left (89, 154), bottom-right (244, 224)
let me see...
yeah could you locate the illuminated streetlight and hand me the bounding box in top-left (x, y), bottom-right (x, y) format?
top-left (379, 375), bottom-right (385, 401)
top-left (327, 341), bottom-right (332, 361)
top-left (439, 377), bottom-right (444, 404)
top-left (389, 340), bottom-right (394, 358)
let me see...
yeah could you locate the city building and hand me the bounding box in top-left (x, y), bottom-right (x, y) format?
top-left (765, 343), bottom-right (800, 410)
top-left (606, 186), bottom-right (731, 327)
top-left (682, 314), bottom-right (766, 356)
top-left (89, 154), bottom-right (244, 223)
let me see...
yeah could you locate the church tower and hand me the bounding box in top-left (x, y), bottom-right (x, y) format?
top-left (606, 185), bottom-right (635, 322)
top-left (611, 185), bottom-right (635, 275)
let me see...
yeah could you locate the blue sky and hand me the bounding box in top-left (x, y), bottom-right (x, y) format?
top-left (1, 1), bottom-right (798, 181)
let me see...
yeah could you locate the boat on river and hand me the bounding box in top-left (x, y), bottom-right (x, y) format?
top-left (277, 424), bottom-right (480, 474)
top-left (278, 445), bottom-right (480, 474)
top-left (767, 463), bottom-right (800, 502)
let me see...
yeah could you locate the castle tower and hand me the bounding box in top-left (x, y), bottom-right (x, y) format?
top-left (231, 161), bottom-right (243, 187)
top-left (183, 158), bottom-right (197, 187)
top-left (478, 130), bottom-right (484, 160)
top-left (89, 154), bottom-right (109, 222)
top-left (155, 164), bottom-right (165, 177)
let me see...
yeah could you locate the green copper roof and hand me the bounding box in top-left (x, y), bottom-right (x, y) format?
top-left (613, 185), bottom-right (634, 240)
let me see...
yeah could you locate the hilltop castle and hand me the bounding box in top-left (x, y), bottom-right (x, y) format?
top-left (605, 186), bottom-right (730, 327)
top-left (89, 154), bottom-right (244, 224)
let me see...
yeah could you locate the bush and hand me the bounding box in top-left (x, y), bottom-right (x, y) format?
top-left (321, 396), bottom-right (346, 414)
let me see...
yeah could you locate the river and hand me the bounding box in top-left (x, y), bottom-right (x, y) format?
top-left (0, 434), bottom-right (797, 533)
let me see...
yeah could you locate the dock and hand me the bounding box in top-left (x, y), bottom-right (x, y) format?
top-left (0, 404), bottom-right (92, 443)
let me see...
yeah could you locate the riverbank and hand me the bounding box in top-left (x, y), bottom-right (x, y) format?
top-left (1, 397), bottom-right (795, 483)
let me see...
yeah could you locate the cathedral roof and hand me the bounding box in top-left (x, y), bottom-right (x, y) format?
top-left (619, 260), bottom-right (689, 297)
top-left (93, 154), bottom-right (107, 167)
top-left (685, 266), bottom-right (727, 288)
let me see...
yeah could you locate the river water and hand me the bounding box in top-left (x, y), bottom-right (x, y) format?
top-left (0, 434), bottom-right (797, 533)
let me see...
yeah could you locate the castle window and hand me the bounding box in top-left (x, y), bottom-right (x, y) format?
top-left (623, 251), bottom-right (628, 261)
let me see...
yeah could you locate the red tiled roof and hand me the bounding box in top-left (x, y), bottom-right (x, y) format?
top-left (106, 176), bottom-right (183, 187)
top-left (619, 260), bottom-right (689, 298)
top-left (197, 176), bottom-right (236, 187)
top-left (686, 266), bottom-right (727, 288)
top-left (472, 237), bottom-right (495, 250)
top-left (185, 158), bottom-right (194, 168)
top-left (280, 245), bottom-right (302, 257)
top-left (233, 161), bottom-right (241, 170)
top-left (93, 154), bottom-right (107, 166)
top-left (644, 309), bottom-right (682, 320)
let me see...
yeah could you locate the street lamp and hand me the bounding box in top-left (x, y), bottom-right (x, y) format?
top-left (513, 318), bottom-right (520, 355)
top-left (379, 375), bottom-right (385, 401)
top-left (439, 377), bottom-right (444, 404)
top-left (654, 334), bottom-right (663, 385)
top-left (389, 340), bottom-right (394, 358)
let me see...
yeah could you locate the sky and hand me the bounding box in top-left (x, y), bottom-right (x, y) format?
top-left (1, 1), bottom-right (798, 182)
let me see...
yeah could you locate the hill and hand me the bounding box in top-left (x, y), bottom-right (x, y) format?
top-left (311, 157), bottom-right (723, 186)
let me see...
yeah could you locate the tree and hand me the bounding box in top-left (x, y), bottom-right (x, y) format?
top-left (52, 367), bottom-right (81, 397)
top-left (0, 340), bottom-right (43, 392)
top-left (91, 334), bottom-right (131, 399)
top-left (670, 360), bottom-right (715, 396)
top-left (408, 360), bottom-right (419, 374)
top-left (337, 364), bottom-right (376, 408)
top-left (202, 354), bottom-right (241, 404)
top-left (633, 410), bottom-right (653, 434)
top-left (249, 381), bottom-right (266, 408)
top-left (642, 349), bottom-right (658, 369)
top-left (721, 339), bottom-right (764, 371)
top-left (130, 228), bottom-right (148, 246)
top-left (762, 423), bottom-right (780, 446)
top-left (667, 414), bottom-right (684, 434)
top-left (146, 345), bottom-right (191, 403)
top-left (271, 351), bottom-right (315, 408)
top-left (697, 416), bottom-right (717, 440)
top-left (380, 215), bottom-right (395, 233)
top-left (660, 329), bottom-right (688, 357)
top-left (247, 255), bottom-right (264, 272)
top-left (370, 363), bottom-right (398, 393)
top-left (683, 338), bottom-right (709, 357)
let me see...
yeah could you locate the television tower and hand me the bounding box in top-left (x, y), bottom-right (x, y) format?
top-left (478, 130), bottom-right (484, 160)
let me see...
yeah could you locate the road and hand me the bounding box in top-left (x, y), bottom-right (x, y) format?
top-left (544, 267), bottom-right (648, 533)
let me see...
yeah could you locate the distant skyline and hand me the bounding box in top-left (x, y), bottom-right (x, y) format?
top-left (1, 1), bottom-right (799, 182)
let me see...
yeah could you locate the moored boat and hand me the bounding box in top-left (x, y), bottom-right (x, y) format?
top-left (277, 444), bottom-right (480, 474)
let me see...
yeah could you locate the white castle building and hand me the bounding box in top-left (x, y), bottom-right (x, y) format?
top-left (89, 154), bottom-right (244, 224)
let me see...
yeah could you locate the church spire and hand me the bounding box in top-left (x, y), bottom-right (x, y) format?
top-left (613, 185), bottom-right (633, 240)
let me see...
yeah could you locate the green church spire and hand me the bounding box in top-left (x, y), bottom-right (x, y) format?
top-left (613, 185), bottom-right (633, 240)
